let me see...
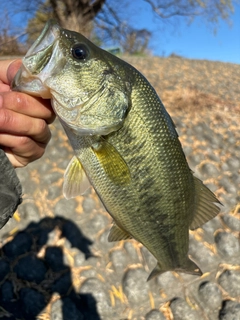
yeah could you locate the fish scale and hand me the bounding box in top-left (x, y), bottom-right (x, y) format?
top-left (105, 76), bottom-right (194, 269)
top-left (12, 20), bottom-right (221, 280)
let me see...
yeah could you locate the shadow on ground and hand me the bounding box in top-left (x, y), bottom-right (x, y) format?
top-left (0, 217), bottom-right (100, 320)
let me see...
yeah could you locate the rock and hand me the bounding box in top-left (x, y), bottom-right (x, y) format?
top-left (98, 230), bottom-right (114, 250)
top-left (122, 268), bottom-right (149, 306)
top-left (156, 272), bottom-right (184, 300)
top-left (183, 146), bottom-right (193, 157)
top-left (218, 270), bottom-right (240, 298)
top-left (62, 297), bottom-right (84, 320)
top-left (44, 246), bottom-right (68, 272)
top-left (18, 202), bottom-right (40, 223)
top-left (51, 299), bottom-right (63, 320)
top-left (35, 227), bottom-right (52, 247)
top-left (48, 185), bottom-right (63, 199)
top-left (221, 214), bottom-right (240, 232)
top-left (215, 232), bottom-right (240, 258)
top-left (170, 298), bottom-right (202, 320)
top-left (79, 277), bottom-right (111, 316)
top-left (219, 176), bottom-right (237, 194)
top-left (52, 273), bottom-right (72, 296)
top-left (54, 198), bottom-right (77, 219)
top-left (145, 309), bottom-right (166, 320)
top-left (74, 250), bottom-right (86, 267)
top-left (201, 216), bottom-right (222, 243)
top-left (82, 197), bottom-right (96, 213)
top-left (3, 232), bottom-right (32, 259)
top-left (61, 220), bottom-right (92, 258)
top-left (198, 281), bottom-right (222, 310)
top-left (42, 171), bottom-right (62, 185)
top-left (227, 158), bottom-right (240, 171)
top-left (0, 258), bottom-right (10, 281)
top-left (20, 288), bottom-right (45, 320)
top-left (84, 214), bottom-right (109, 240)
top-left (80, 266), bottom-right (97, 278)
top-left (200, 163), bottom-right (220, 178)
top-left (219, 300), bottom-right (240, 320)
top-left (189, 236), bottom-right (219, 270)
top-left (14, 254), bottom-right (47, 284)
top-left (0, 280), bottom-right (14, 301)
top-left (110, 249), bottom-right (129, 272)
top-left (124, 241), bottom-right (139, 260)
top-left (51, 297), bottom-right (84, 320)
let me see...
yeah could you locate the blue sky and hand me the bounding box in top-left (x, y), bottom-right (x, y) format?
top-left (3, 1), bottom-right (240, 64)
top-left (123, 1), bottom-right (240, 64)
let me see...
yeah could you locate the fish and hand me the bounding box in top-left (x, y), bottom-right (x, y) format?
top-left (12, 20), bottom-right (221, 280)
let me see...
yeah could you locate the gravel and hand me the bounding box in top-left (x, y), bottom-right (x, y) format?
top-left (0, 61), bottom-right (239, 319)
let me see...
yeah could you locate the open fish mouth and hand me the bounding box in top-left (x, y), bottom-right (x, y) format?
top-left (12, 20), bottom-right (65, 98)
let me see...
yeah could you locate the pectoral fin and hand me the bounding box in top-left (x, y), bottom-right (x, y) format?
top-left (63, 156), bottom-right (90, 199)
top-left (108, 223), bottom-right (132, 242)
top-left (190, 177), bottom-right (222, 230)
top-left (92, 137), bottom-right (131, 186)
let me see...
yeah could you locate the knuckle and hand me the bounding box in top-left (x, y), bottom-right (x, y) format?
top-left (18, 135), bottom-right (31, 147)
top-left (17, 137), bottom-right (45, 161)
top-left (0, 109), bottom-right (13, 128)
top-left (29, 145), bottom-right (45, 162)
top-left (35, 119), bottom-right (48, 136)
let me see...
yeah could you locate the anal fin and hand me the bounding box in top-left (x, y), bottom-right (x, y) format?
top-left (108, 223), bottom-right (132, 242)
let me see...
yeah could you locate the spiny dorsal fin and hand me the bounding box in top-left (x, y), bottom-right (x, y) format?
top-left (108, 223), bottom-right (132, 242)
top-left (63, 156), bottom-right (90, 199)
top-left (92, 137), bottom-right (131, 186)
top-left (190, 176), bottom-right (222, 230)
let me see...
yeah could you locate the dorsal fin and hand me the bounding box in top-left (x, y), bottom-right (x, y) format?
top-left (190, 177), bottom-right (222, 230)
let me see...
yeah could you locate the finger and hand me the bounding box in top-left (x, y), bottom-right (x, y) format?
top-left (1, 91), bottom-right (55, 124)
top-left (7, 59), bottom-right (23, 84)
top-left (0, 136), bottom-right (47, 168)
top-left (0, 108), bottom-right (51, 144)
top-left (0, 59), bottom-right (21, 85)
top-left (0, 83), bottom-right (11, 92)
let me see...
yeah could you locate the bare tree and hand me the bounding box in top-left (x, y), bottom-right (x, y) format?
top-left (143, 0), bottom-right (234, 22)
top-left (0, 0), bottom-right (236, 54)
top-left (0, 11), bottom-right (24, 55)
top-left (49, 0), bottom-right (105, 34)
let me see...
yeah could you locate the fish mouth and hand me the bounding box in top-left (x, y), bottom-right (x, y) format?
top-left (12, 20), bottom-right (65, 98)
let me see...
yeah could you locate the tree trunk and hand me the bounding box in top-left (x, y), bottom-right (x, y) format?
top-left (49, 0), bottom-right (105, 36)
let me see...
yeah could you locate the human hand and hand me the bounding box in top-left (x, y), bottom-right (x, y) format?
top-left (0, 59), bottom-right (55, 168)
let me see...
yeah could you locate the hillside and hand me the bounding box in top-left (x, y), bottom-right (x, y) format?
top-left (0, 56), bottom-right (239, 320)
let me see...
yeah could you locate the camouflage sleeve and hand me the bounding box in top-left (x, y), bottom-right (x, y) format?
top-left (0, 149), bottom-right (22, 229)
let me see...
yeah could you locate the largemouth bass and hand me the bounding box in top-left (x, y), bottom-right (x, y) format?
top-left (12, 20), bottom-right (221, 280)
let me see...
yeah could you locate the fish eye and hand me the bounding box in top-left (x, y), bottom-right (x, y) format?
top-left (71, 44), bottom-right (89, 60)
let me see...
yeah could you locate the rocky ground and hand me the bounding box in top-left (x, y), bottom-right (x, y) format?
top-left (0, 56), bottom-right (239, 320)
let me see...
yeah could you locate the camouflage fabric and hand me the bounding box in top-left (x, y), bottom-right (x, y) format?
top-left (0, 148), bottom-right (22, 229)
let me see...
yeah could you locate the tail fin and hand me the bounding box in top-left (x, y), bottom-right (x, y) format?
top-left (177, 258), bottom-right (203, 276)
top-left (147, 258), bottom-right (202, 281)
top-left (147, 263), bottom-right (164, 281)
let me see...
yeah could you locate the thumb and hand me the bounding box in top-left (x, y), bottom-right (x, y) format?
top-left (7, 59), bottom-right (23, 84)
